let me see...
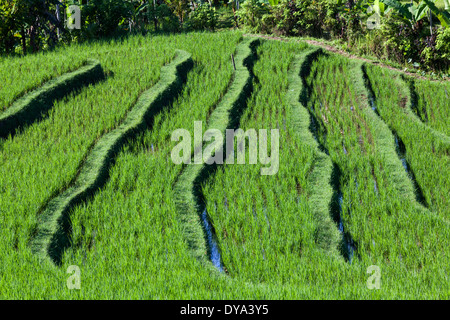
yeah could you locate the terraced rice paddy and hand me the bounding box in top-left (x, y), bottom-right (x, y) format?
top-left (0, 31), bottom-right (449, 299)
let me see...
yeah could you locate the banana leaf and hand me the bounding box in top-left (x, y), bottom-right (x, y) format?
top-left (413, 1), bottom-right (429, 21)
top-left (380, 0), bottom-right (412, 20)
top-left (423, 0), bottom-right (450, 27)
top-left (375, 0), bottom-right (385, 15)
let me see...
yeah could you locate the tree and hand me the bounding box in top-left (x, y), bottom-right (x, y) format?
top-left (0, 0), bottom-right (28, 54)
top-left (0, 0), bottom-right (66, 54)
top-left (165, 0), bottom-right (189, 26)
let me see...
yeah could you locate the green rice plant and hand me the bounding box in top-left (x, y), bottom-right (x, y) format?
top-left (0, 52), bottom-right (87, 111)
top-left (297, 52), bottom-right (450, 297)
top-left (200, 41), bottom-right (358, 288)
top-left (0, 60), bottom-right (104, 138)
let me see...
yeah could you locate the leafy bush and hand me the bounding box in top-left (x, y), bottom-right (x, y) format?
top-left (435, 27), bottom-right (450, 61)
top-left (81, 0), bottom-right (133, 38)
top-left (378, 13), bottom-right (420, 63)
top-left (185, 4), bottom-right (218, 31)
top-left (270, 0), bottom-right (303, 36)
top-left (361, 27), bottom-right (386, 58)
top-left (164, 0), bottom-right (190, 27)
top-left (238, 0), bottom-right (271, 33)
top-left (148, 3), bottom-right (181, 32)
top-left (376, 12), bottom-right (432, 65)
top-left (235, 0), bottom-right (448, 71)
top-left (245, 0), bottom-right (355, 39)
top-left (421, 26), bottom-right (450, 71)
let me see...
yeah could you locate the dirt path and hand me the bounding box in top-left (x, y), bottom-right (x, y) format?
top-left (244, 33), bottom-right (448, 82)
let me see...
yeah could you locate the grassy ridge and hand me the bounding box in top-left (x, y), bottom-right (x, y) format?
top-left (411, 77), bottom-right (450, 136)
top-left (0, 60), bottom-right (105, 138)
top-left (287, 48), bottom-right (342, 257)
top-left (173, 37), bottom-right (259, 273)
top-left (303, 53), bottom-right (450, 295)
top-left (31, 50), bottom-right (193, 266)
top-left (364, 64), bottom-right (450, 219)
top-left (0, 53), bottom-right (87, 111)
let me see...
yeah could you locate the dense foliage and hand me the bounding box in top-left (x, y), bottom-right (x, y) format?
top-left (1, 0), bottom-right (449, 71)
top-left (0, 0), bottom-right (224, 55)
top-left (238, 0), bottom-right (450, 72)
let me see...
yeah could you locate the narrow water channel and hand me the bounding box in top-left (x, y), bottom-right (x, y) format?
top-left (308, 105), bottom-right (330, 156)
top-left (342, 144), bottom-right (348, 155)
top-left (337, 192), bottom-right (356, 264)
top-left (201, 209), bottom-right (224, 272)
top-left (394, 133), bottom-right (409, 171)
top-left (369, 96), bottom-right (379, 115)
top-left (364, 69), bottom-right (427, 207)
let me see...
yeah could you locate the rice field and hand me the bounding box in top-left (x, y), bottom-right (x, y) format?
top-left (0, 31), bottom-right (449, 299)
top-left (364, 64), bottom-right (450, 219)
top-left (412, 78), bottom-right (450, 136)
top-left (0, 52), bottom-right (87, 111)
